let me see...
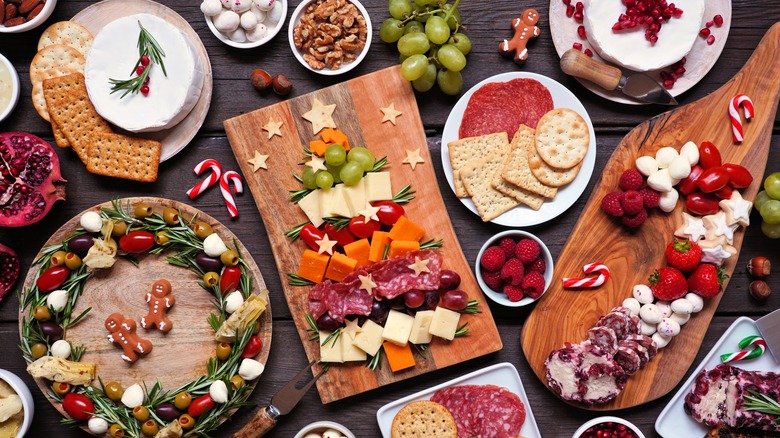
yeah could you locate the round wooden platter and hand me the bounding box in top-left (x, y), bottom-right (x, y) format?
top-left (71, 0), bottom-right (213, 162)
top-left (18, 197), bottom-right (272, 434)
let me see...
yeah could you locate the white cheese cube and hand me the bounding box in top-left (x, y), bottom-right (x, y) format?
top-left (318, 331), bottom-right (343, 363)
top-left (342, 178), bottom-right (367, 217)
top-left (341, 334), bottom-right (367, 361)
top-left (408, 310), bottom-right (434, 345)
top-left (298, 190), bottom-right (323, 228)
top-left (330, 185), bottom-right (352, 217)
top-left (352, 319), bottom-right (384, 356)
top-left (381, 309), bottom-right (415, 346)
top-left (365, 172), bottom-right (393, 202)
top-left (428, 307), bottom-right (461, 341)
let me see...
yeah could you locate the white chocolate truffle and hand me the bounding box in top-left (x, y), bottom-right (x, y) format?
top-left (240, 10), bottom-right (258, 30)
top-left (225, 291), bottom-right (245, 313)
top-left (657, 317), bottom-right (681, 337)
top-left (685, 293), bottom-right (705, 313)
top-left (680, 141), bottom-right (700, 166)
top-left (88, 417), bottom-right (109, 434)
top-left (229, 27), bottom-right (247, 42)
top-left (670, 312), bottom-right (691, 326)
top-left (622, 297), bottom-right (641, 316)
top-left (652, 332), bottom-right (671, 349)
top-left (668, 155), bottom-right (692, 180)
top-left (50, 339), bottom-right (71, 358)
top-left (80, 211), bottom-right (103, 233)
top-left (639, 319), bottom-right (657, 336)
top-left (47, 289), bottom-right (68, 312)
top-left (671, 298), bottom-right (694, 314)
top-left (203, 233), bottom-right (229, 257)
top-left (635, 156), bottom-right (658, 177)
top-left (656, 300), bottom-right (672, 318)
top-left (655, 147), bottom-right (679, 169)
top-left (230, 0), bottom-right (251, 13)
top-left (648, 168), bottom-right (674, 193)
top-left (239, 358), bottom-right (265, 380)
top-left (322, 429), bottom-right (346, 438)
top-left (201, 0), bottom-right (223, 16)
top-left (632, 284), bottom-right (654, 304)
top-left (246, 23), bottom-right (268, 42)
top-left (209, 380), bottom-right (229, 403)
top-left (659, 188), bottom-right (679, 213)
top-left (253, 0), bottom-right (275, 11)
top-left (268, 0), bottom-right (283, 22)
top-left (639, 303), bottom-right (663, 324)
top-left (121, 383), bottom-right (144, 408)
top-left (213, 10), bottom-right (241, 33)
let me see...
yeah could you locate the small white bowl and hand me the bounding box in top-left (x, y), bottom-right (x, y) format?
top-left (0, 54), bottom-right (20, 123)
top-left (573, 416), bottom-right (645, 438)
top-left (475, 230), bottom-right (554, 307)
top-left (287, 0), bottom-right (371, 75)
top-left (204, 0), bottom-right (287, 49)
top-left (0, 369), bottom-right (35, 437)
top-left (0, 0), bottom-right (57, 33)
top-left (294, 420), bottom-right (356, 438)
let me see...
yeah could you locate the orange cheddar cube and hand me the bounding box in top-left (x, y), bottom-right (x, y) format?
top-left (383, 341), bottom-right (415, 372)
top-left (344, 238), bottom-right (371, 268)
top-left (369, 231), bottom-right (391, 262)
top-left (325, 252), bottom-right (358, 282)
top-left (388, 216), bottom-right (425, 242)
top-left (309, 140), bottom-right (328, 157)
top-left (297, 249), bottom-right (330, 284)
top-left (387, 240), bottom-right (420, 258)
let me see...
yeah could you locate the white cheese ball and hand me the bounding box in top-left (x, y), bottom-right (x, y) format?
top-left (652, 332), bottom-right (672, 349)
top-left (685, 293), bottom-right (705, 313)
top-left (240, 10), bottom-right (258, 30)
top-left (621, 297), bottom-right (641, 316)
top-left (214, 9), bottom-right (241, 33)
top-left (229, 27), bottom-right (247, 42)
top-left (655, 147), bottom-right (679, 169)
top-left (668, 155), bottom-right (692, 180)
top-left (246, 23), bottom-right (268, 42)
top-left (80, 211), bottom-right (103, 233)
top-left (639, 319), bottom-right (657, 336)
top-left (253, 0), bottom-right (275, 11)
top-left (121, 383), bottom-right (144, 408)
top-left (209, 380), bottom-right (229, 403)
top-left (635, 156), bottom-right (658, 177)
top-left (250, 3), bottom-right (267, 22)
top-left (239, 358), bottom-right (265, 380)
top-left (670, 312), bottom-right (691, 326)
top-left (647, 168), bottom-right (673, 193)
top-left (50, 340), bottom-right (71, 358)
top-left (268, 0), bottom-right (283, 23)
top-left (639, 303), bottom-right (663, 324)
top-left (47, 289), bottom-right (68, 312)
top-left (230, 0), bottom-right (251, 13)
top-left (225, 291), bottom-right (245, 313)
top-left (632, 284), bottom-right (654, 304)
top-left (680, 141), bottom-right (700, 166)
top-left (203, 233), bottom-right (229, 257)
top-left (201, 0), bottom-right (223, 16)
top-left (656, 300), bottom-right (672, 318)
top-left (659, 188), bottom-right (679, 213)
top-left (657, 318), bottom-right (681, 337)
top-left (322, 429), bottom-right (346, 438)
top-left (671, 298), bottom-right (694, 315)
top-left (88, 417), bottom-right (109, 434)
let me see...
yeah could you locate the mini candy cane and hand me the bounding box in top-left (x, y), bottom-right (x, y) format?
top-left (186, 159), bottom-right (222, 199)
top-left (720, 335), bottom-right (766, 363)
top-left (220, 171), bottom-right (243, 218)
top-left (729, 94), bottom-right (754, 143)
top-left (562, 262), bottom-right (610, 288)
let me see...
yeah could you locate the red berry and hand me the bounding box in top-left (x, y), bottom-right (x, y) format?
top-left (665, 239), bottom-right (703, 273)
top-left (572, 42), bottom-right (583, 50)
top-left (621, 208), bottom-right (648, 228)
top-left (500, 258), bottom-right (525, 286)
top-left (522, 271), bottom-right (546, 299)
top-left (562, 0), bottom-right (571, 4)
top-left (705, 20), bottom-right (714, 28)
top-left (639, 187), bottom-right (660, 208)
top-left (526, 257), bottom-right (546, 275)
top-left (141, 54), bottom-right (150, 66)
top-left (663, 79), bottom-right (675, 89)
top-left (498, 238), bottom-right (516, 259)
top-left (688, 263), bottom-right (726, 298)
top-left (480, 247), bottom-right (506, 272)
top-left (699, 27), bottom-right (710, 37)
top-left (515, 239), bottom-right (541, 264)
top-left (713, 14), bottom-right (723, 26)
top-left (601, 191), bottom-right (625, 217)
top-left (140, 85), bottom-right (150, 96)
top-left (566, 4), bottom-right (575, 17)
top-left (620, 190), bottom-right (644, 216)
top-left (584, 48), bottom-right (593, 57)
top-left (482, 269), bottom-right (503, 291)
top-left (575, 1), bottom-right (583, 12)
top-left (136, 65), bottom-right (145, 76)
top-left (577, 25), bottom-right (586, 39)
top-left (649, 267), bottom-right (688, 301)
top-left (619, 169), bottom-right (644, 191)
top-left (574, 11), bottom-right (583, 22)
top-left (707, 35), bottom-right (715, 45)
top-left (503, 284), bottom-right (525, 302)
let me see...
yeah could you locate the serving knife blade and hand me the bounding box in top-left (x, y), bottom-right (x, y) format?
top-left (756, 309), bottom-right (780, 364)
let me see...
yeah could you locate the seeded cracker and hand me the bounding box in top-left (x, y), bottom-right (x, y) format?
top-left (32, 66), bottom-right (81, 123)
top-left (527, 131), bottom-right (583, 187)
top-left (461, 152), bottom-right (520, 222)
top-left (85, 134), bottom-right (161, 183)
top-left (447, 132), bottom-right (509, 198)
top-left (38, 21), bottom-right (94, 57)
top-left (492, 174), bottom-right (544, 210)
top-left (391, 400), bottom-right (457, 438)
top-left (30, 44), bottom-right (86, 121)
top-left (501, 124), bottom-right (557, 198)
top-left (534, 108), bottom-right (590, 169)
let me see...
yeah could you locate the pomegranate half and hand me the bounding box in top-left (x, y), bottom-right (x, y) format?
top-left (0, 242), bottom-right (20, 301)
top-left (0, 132), bottom-right (66, 227)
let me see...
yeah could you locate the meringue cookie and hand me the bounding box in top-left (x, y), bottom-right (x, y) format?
top-left (648, 168), bottom-right (674, 193)
top-left (635, 156), bottom-right (658, 176)
top-left (655, 147), bottom-right (679, 169)
top-left (668, 155), bottom-right (692, 180)
top-left (659, 188), bottom-right (679, 213)
top-left (680, 141), bottom-right (700, 166)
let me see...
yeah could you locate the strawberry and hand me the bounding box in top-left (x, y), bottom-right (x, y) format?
top-left (665, 239), bottom-right (703, 273)
top-left (480, 247), bottom-right (505, 272)
top-left (649, 267), bottom-right (688, 301)
top-left (500, 258), bottom-right (525, 286)
top-left (503, 284), bottom-right (524, 302)
top-left (688, 263), bottom-right (727, 298)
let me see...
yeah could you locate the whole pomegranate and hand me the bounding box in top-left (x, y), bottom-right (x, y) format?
top-left (0, 242), bottom-right (20, 301)
top-left (0, 132), bottom-right (66, 227)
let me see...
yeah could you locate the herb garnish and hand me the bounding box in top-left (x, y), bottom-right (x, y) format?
top-left (109, 21), bottom-right (168, 98)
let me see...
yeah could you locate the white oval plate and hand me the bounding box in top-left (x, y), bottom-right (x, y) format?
top-left (441, 72), bottom-right (597, 227)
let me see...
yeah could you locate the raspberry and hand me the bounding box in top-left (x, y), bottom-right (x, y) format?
top-left (619, 169), bottom-right (643, 191)
top-left (503, 284), bottom-right (524, 302)
top-left (639, 186), bottom-right (660, 208)
top-left (522, 271), bottom-right (546, 299)
top-left (500, 258), bottom-right (525, 286)
top-left (621, 207), bottom-right (648, 228)
top-left (601, 191), bottom-right (625, 217)
top-left (481, 269), bottom-right (503, 291)
top-left (498, 238), bottom-right (516, 259)
top-left (526, 257), bottom-right (546, 275)
top-left (620, 190), bottom-right (644, 216)
top-left (480, 247), bottom-right (505, 272)
top-left (515, 239), bottom-right (541, 264)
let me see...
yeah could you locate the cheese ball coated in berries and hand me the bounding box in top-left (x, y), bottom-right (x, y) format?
top-left (515, 239), bottom-right (540, 264)
top-left (480, 246), bottom-right (505, 272)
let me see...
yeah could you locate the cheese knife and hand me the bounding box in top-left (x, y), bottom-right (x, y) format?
top-left (560, 49), bottom-right (678, 105)
top-left (755, 308), bottom-right (780, 364)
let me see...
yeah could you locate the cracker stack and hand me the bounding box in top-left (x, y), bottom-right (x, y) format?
top-left (391, 400), bottom-right (457, 438)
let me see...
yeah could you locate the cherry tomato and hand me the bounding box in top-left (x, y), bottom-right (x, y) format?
top-left (685, 192), bottom-right (721, 215)
top-left (373, 201), bottom-right (405, 226)
top-left (698, 141), bottom-right (722, 169)
top-left (241, 335), bottom-right (263, 358)
top-left (219, 266), bottom-right (242, 295)
top-left (714, 185), bottom-right (733, 200)
top-left (348, 216), bottom-right (381, 239)
top-left (62, 392), bottom-right (95, 421)
top-left (723, 163), bottom-right (754, 188)
top-left (697, 166), bottom-right (730, 193)
top-left (119, 230), bottom-right (155, 253)
top-left (187, 394), bottom-right (215, 417)
top-left (299, 224), bottom-right (326, 251)
top-left (323, 223), bottom-right (356, 247)
top-left (678, 165), bottom-right (703, 195)
top-left (36, 266), bottom-right (69, 292)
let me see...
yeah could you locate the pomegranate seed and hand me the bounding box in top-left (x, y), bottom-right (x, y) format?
top-left (660, 70), bottom-right (670, 80)
top-left (577, 25), bottom-right (586, 38)
top-left (679, 56), bottom-right (686, 65)
top-left (675, 67), bottom-right (685, 75)
top-left (707, 35), bottom-right (715, 45)
top-left (663, 79), bottom-right (674, 89)
top-left (649, 33), bottom-right (658, 43)
top-left (562, 0), bottom-right (571, 4)
top-left (572, 42), bottom-right (583, 50)
top-left (566, 4), bottom-right (574, 17)
top-left (140, 85), bottom-right (150, 96)
top-left (574, 11), bottom-right (583, 22)
top-left (584, 48), bottom-right (593, 57)
top-left (714, 14), bottom-right (723, 26)
top-left (669, 72), bottom-right (678, 81)
top-left (575, 1), bottom-right (584, 12)
top-left (612, 22), bottom-right (623, 31)
top-left (673, 8), bottom-right (683, 16)
top-left (141, 55), bottom-right (150, 67)
top-left (136, 65), bottom-right (145, 76)
top-left (699, 27), bottom-right (710, 37)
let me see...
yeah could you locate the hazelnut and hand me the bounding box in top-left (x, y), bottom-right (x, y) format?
top-left (250, 69), bottom-right (273, 91)
top-left (747, 256), bottom-right (771, 279)
top-left (272, 74), bottom-right (292, 96)
top-left (749, 280), bottom-right (771, 303)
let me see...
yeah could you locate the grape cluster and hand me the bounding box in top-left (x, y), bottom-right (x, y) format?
top-left (756, 172), bottom-right (780, 238)
top-left (379, 0), bottom-right (471, 95)
top-left (302, 145), bottom-right (377, 190)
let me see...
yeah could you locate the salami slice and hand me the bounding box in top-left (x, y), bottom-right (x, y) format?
top-left (472, 386), bottom-right (526, 438)
top-left (431, 385), bottom-right (481, 437)
top-left (373, 250), bottom-right (442, 299)
top-left (587, 326), bottom-right (618, 355)
top-left (614, 346), bottom-right (641, 376)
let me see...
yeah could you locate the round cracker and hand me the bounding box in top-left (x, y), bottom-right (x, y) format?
top-left (31, 66), bottom-right (81, 121)
top-left (30, 45), bottom-right (86, 121)
top-left (534, 108), bottom-right (590, 169)
top-left (38, 21), bottom-right (94, 57)
top-left (527, 136), bottom-right (583, 187)
top-left (391, 400), bottom-right (457, 438)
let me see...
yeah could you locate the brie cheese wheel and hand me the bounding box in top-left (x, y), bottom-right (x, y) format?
top-left (85, 14), bottom-right (204, 132)
top-left (584, 0), bottom-right (704, 72)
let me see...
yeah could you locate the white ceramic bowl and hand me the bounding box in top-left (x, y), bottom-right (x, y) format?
top-left (475, 230), bottom-right (554, 307)
top-left (294, 420), bottom-right (356, 438)
top-left (287, 0), bottom-right (371, 75)
top-left (0, 369), bottom-right (35, 437)
top-left (204, 0), bottom-right (287, 49)
top-left (0, 0), bottom-right (57, 33)
top-left (573, 416), bottom-right (645, 438)
top-left (0, 54), bottom-right (20, 123)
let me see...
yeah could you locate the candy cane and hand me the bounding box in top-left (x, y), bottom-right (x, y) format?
top-left (562, 262), bottom-right (610, 288)
top-left (186, 159), bottom-right (223, 199)
top-left (720, 335), bottom-right (766, 363)
top-left (729, 94), bottom-right (754, 143)
top-left (220, 171), bottom-right (243, 218)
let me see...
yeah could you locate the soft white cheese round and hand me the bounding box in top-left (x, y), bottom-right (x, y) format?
top-left (584, 0), bottom-right (705, 72)
top-left (85, 14), bottom-right (204, 133)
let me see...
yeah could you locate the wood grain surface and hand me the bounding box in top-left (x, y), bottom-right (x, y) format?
top-left (522, 23), bottom-right (780, 410)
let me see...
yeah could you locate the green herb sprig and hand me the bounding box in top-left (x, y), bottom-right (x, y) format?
top-left (109, 21), bottom-right (168, 98)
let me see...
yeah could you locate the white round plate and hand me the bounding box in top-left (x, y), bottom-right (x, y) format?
top-left (549, 0), bottom-right (731, 104)
top-left (441, 72), bottom-right (597, 227)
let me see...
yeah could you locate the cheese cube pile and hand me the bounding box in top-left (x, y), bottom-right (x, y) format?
top-left (298, 171), bottom-right (393, 226)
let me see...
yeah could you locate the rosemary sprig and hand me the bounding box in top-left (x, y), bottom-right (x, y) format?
top-left (391, 184), bottom-right (416, 204)
top-left (366, 349), bottom-right (383, 371)
top-left (109, 21), bottom-right (168, 98)
top-left (369, 156), bottom-right (389, 173)
top-left (420, 239), bottom-right (443, 249)
top-left (459, 300), bottom-right (481, 315)
top-left (290, 188), bottom-right (314, 204)
top-left (323, 217), bottom-right (350, 230)
top-left (305, 314), bottom-right (320, 341)
top-left (288, 273), bottom-right (315, 287)
top-left (744, 389), bottom-right (780, 420)
top-left (320, 327), bottom-right (343, 347)
top-left (286, 222), bottom-right (310, 241)
top-left (454, 322), bottom-right (470, 337)
top-left (382, 244), bottom-right (391, 260)
top-left (70, 343), bottom-right (86, 362)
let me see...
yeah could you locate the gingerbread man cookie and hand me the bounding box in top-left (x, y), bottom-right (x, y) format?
top-left (499, 8), bottom-right (541, 64)
top-left (141, 279), bottom-right (175, 333)
top-left (106, 313), bottom-right (153, 363)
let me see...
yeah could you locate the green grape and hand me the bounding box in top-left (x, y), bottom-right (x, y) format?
top-left (401, 54), bottom-right (430, 81)
top-left (301, 167), bottom-right (317, 189)
top-left (340, 161), bottom-right (364, 186)
top-left (316, 171), bottom-right (334, 189)
top-left (412, 63), bottom-right (437, 92)
top-left (397, 32), bottom-right (430, 56)
top-left (324, 144), bottom-right (347, 166)
top-left (762, 220), bottom-right (780, 239)
top-left (326, 163), bottom-right (343, 183)
top-left (404, 21), bottom-right (424, 34)
top-left (764, 172), bottom-right (780, 199)
top-left (425, 16), bottom-right (450, 45)
top-left (759, 199), bottom-right (780, 224)
top-left (755, 190), bottom-right (772, 212)
top-left (449, 33), bottom-right (471, 55)
top-left (413, 0), bottom-right (433, 7)
top-left (413, 4), bottom-right (431, 22)
top-left (389, 0), bottom-right (413, 20)
top-left (437, 69), bottom-right (463, 95)
top-left (379, 18), bottom-right (405, 43)
top-left (348, 147), bottom-right (376, 172)
top-left (440, 3), bottom-right (460, 31)
top-left (438, 44), bottom-right (467, 72)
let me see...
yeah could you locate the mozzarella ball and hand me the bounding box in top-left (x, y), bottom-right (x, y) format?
top-left (121, 383), bottom-right (144, 408)
top-left (214, 10), bottom-right (241, 33)
top-left (225, 291), bottom-right (245, 314)
top-left (201, 0), bottom-right (223, 16)
top-left (639, 319), bottom-right (657, 336)
top-left (647, 168), bottom-right (673, 193)
top-left (655, 147), bottom-right (679, 169)
top-left (632, 284), bottom-right (654, 304)
top-left (656, 300), bottom-right (672, 318)
top-left (659, 188), bottom-right (679, 213)
top-left (239, 358), bottom-right (265, 380)
top-left (240, 10), bottom-right (258, 30)
top-left (246, 23), bottom-right (268, 42)
top-left (80, 211), bottom-right (103, 233)
top-left (50, 339), bottom-right (71, 358)
top-left (671, 298), bottom-right (694, 314)
top-left (88, 417), bottom-right (109, 434)
top-left (652, 332), bottom-right (672, 349)
top-left (250, 3), bottom-right (267, 22)
top-left (670, 312), bottom-right (691, 326)
top-left (635, 156), bottom-right (658, 177)
top-left (210, 380), bottom-right (229, 403)
top-left (680, 141), bottom-right (700, 166)
top-left (621, 298), bottom-right (641, 316)
top-left (668, 155), bottom-right (692, 180)
top-left (268, 0), bottom-right (283, 22)
top-left (685, 293), bottom-right (705, 313)
top-left (47, 289), bottom-right (68, 312)
top-left (639, 303), bottom-right (663, 324)
top-left (231, 0), bottom-right (251, 13)
top-left (253, 0), bottom-right (275, 11)
top-left (229, 27), bottom-right (247, 42)
top-left (203, 233), bottom-right (229, 257)
top-left (657, 317), bottom-right (681, 337)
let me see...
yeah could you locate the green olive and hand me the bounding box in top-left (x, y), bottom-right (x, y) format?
top-left (162, 207), bottom-right (180, 225)
top-left (230, 374), bottom-right (245, 390)
top-left (31, 342), bottom-right (47, 359)
top-left (52, 382), bottom-right (71, 395)
top-left (174, 391), bottom-right (192, 410)
top-left (111, 220), bottom-right (128, 237)
top-left (192, 221), bottom-right (213, 240)
top-left (203, 272), bottom-right (219, 287)
top-left (178, 414), bottom-right (195, 430)
top-left (220, 250), bottom-right (239, 266)
top-left (252, 323), bottom-right (261, 335)
top-left (104, 381), bottom-right (123, 401)
top-left (134, 203), bottom-right (153, 218)
top-left (64, 252), bottom-right (82, 270)
top-left (141, 419), bottom-right (158, 436)
top-left (155, 231), bottom-right (169, 245)
top-left (132, 405), bottom-right (150, 422)
top-left (216, 343), bottom-right (232, 361)
top-left (33, 306), bottom-right (51, 322)
top-left (109, 424), bottom-right (125, 437)
top-left (50, 250), bottom-right (67, 266)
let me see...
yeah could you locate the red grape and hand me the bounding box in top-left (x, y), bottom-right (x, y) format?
top-left (403, 290), bottom-right (425, 309)
top-left (438, 270), bottom-right (461, 291)
top-left (369, 300), bottom-right (389, 325)
top-left (316, 313), bottom-right (342, 331)
top-left (424, 290), bottom-right (440, 310)
top-left (441, 289), bottom-right (468, 310)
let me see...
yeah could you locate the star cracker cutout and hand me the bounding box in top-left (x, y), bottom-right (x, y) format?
top-left (674, 212), bottom-right (707, 242)
top-left (407, 256), bottom-right (430, 276)
top-left (703, 211), bottom-right (739, 244)
top-left (302, 98), bottom-right (337, 135)
top-left (315, 234), bottom-right (337, 255)
top-left (247, 151), bottom-right (269, 172)
top-left (358, 273), bottom-right (377, 295)
top-left (698, 237), bottom-right (737, 266)
top-left (719, 191), bottom-right (752, 227)
top-left (358, 203), bottom-right (380, 223)
top-left (402, 148), bottom-right (425, 170)
top-left (263, 120), bottom-right (283, 140)
top-left (343, 318), bottom-right (362, 341)
top-left (380, 103), bottom-right (403, 125)
top-left (305, 155), bottom-right (327, 172)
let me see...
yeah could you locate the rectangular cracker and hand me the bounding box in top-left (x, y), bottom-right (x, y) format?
top-left (460, 152), bottom-right (520, 222)
top-left (501, 125), bottom-right (557, 199)
top-left (50, 121), bottom-right (70, 148)
top-left (492, 174), bottom-right (544, 210)
top-left (85, 133), bottom-right (161, 183)
top-left (447, 132), bottom-right (509, 198)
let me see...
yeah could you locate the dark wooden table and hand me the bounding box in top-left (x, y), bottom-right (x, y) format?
top-left (1, 1), bottom-right (779, 437)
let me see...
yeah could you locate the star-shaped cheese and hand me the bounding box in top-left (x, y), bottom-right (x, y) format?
top-left (703, 211), bottom-right (739, 244)
top-left (358, 274), bottom-right (377, 295)
top-left (305, 155), bottom-right (327, 172)
top-left (358, 203), bottom-right (380, 223)
top-left (247, 151), bottom-right (269, 172)
top-left (263, 120), bottom-right (283, 140)
top-left (302, 98), bottom-right (336, 134)
top-left (315, 234), bottom-right (337, 255)
top-left (699, 240), bottom-right (737, 266)
top-left (402, 148), bottom-right (425, 170)
top-left (674, 212), bottom-right (707, 242)
top-left (407, 256), bottom-right (430, 276)
top-left (380, 103), bottom-right (403, 125)
top-left (719, 191), bottom-right (752, 227)
top-left (343, 318), bottom-right (362, 341)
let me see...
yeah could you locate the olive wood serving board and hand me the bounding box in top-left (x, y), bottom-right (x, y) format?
top-left (522, 22), bottom-right (780, 410)
top-left (224, 66), bottom-right (503, 404)
top-left (18, 197), bottom-right (272, 432)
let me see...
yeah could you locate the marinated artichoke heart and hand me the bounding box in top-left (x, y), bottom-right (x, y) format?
top-left (84, 219), bottom-right (118, 268)
top-left (154, 419), bottom-right (183, 438)
top-left (215, 291), bottom-right (268, 343)
top-left (26, 356), bottom-right (96, 386)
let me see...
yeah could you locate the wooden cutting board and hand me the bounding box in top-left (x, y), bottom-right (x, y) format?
top-left (521, 23), bottom-right (780, 410)
top-left (224, 66), bottom-right (503, 404)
